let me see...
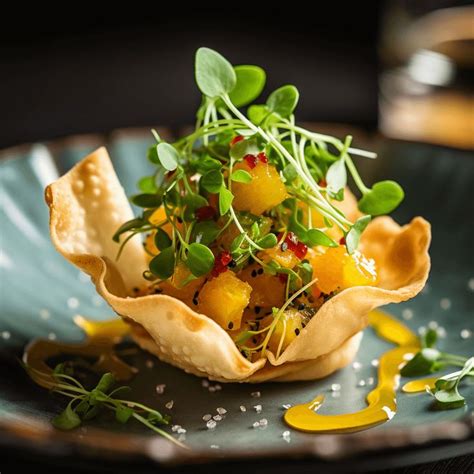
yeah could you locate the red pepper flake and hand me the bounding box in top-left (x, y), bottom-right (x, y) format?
top-left (294, 242), bottom-right (308, 259)
top-left (319, 179), bottom-right (327, 188)
top-left (211, 251), bottom-right (232, 277)
top-left (279, 232), bottom-right (307, 259)
top-left (339, 236), bottom-right (346, 245)
top-left (244, 154), bottom-right (258, 169)
top-left (195, 206), bottom-right (216, 221)
top-left (230, 135), bottom-right (245, 147)
top-left (257, 152), bottom-right (268, 164)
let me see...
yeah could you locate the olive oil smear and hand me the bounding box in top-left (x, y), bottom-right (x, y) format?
top-left (284, 310), bottom-right (420, 433)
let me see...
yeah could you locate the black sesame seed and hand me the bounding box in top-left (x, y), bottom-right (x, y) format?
top-left (254, 306), bottom-right (261, 315)
top-left (193, 290), bottom-right (199, 299)
top-left (228, 321), bottom-right (234, 330)
top-left (251, 269), bottom-right (258, 278)
top-left (192, 298), bottom-right (198, 306)
top-left (295, 328), bottom-right (300, 336)
top-left (298, 303), bottom-right (306, 311)
top-left (177, 217), bottom-right (183, 224)
top-left (252, 338), bottom-right (257, 344)
top-left (133, 287), bottom-right (139, 293)
top-left (257, 268), bottom-right (264, 275)
top-left (228, 260), bottom-right (237, 268)
top-left (281, 242), bottom-right (288, 252)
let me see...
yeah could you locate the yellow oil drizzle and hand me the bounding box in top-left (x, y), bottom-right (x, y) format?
top-left (284, 310), bottom-right (420, 433)
top-left (402, 378), bottom-right (437, 393)
top-left (23, 315), bottom-right (134, 389)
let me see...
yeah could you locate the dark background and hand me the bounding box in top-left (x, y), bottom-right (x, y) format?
top-left (0, 5), bottom-right (380, 149)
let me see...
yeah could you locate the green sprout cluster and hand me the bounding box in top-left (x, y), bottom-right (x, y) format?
top-left (114, 47), bottom-right (404, 294)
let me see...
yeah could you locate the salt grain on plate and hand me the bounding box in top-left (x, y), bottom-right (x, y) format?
top-left (352, 361), bottom-right (362, 371)
top-left (39, 309), bottom-right (50, 320)
top-left (202, 379), bottom-right (210, 388)
top-left (331, 383), bottom-right (341, 392)
top-left (428, 320), bottom-right (438, 330)
top-left (332, 391), bottom-right (341, 398)
top-left (371, 359), bottom-right (379, 367)
top-left (155, 384), bottom-right (166, 395)
top-left (253, 404), bottom-right (262, 413)
top-left (1, 331), bottom-right (11, 340)
top-left (165, 400), bottom-right (174, 409)
top-left (48, 333), bottom-right (56, 340)
top-left (145, 359), bottom-right (154, 369)
top-left (357, 380), bottom-right (366, 387)
top-left (171, 425), bottom-right (181, 432)
top-left (216, 407), bottom-right (227, 415)
top-left (206, 420), bottom-right (217, 430)
top-left (208, 386), bottom-right (216, 393)
top-left (213, 415), bottom-right (222, 421)
top-left (460, 329), bottom-right (472, 339)
top-left (437, 327), bottom-right (447, 338)
top-left (251, 391), bottom-right (261, 398)
top-left (177, 428), bottom-right (186, 434)
top-left (239, 405), bottom-right (247, 412)
top-left (214, 384), bottom-right (222, 391)
top-left (440, 298), bottom-right (451, 310)
top-left (402, 308), bottom-right (414, 320)
top-left (259, 418), bottom-right (268, 427)
top-left (252, 421), bottom-right (260, 429)
top-left (282, 404), bottom-right (292, 409)
top-left (468, 278), bottom-right (474, 291)
top-left (203, 414), bottom-right (212, 421)
top-left (210, 444), bottom-right (220, 449)
top-left (418, 326), bottom-right (427, 336)
top-left (67, 297), bottom-right (79, 309)
top-left (367, 377), bottom-right (375, 386)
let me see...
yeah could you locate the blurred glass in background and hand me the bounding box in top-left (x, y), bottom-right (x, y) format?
top-left (379, 1), bottom-right (474, 149)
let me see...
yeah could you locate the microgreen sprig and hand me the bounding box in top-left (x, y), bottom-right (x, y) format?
top-left (23, 363), bottom-right (186, 448)
top-left (401, 329), bottom-right (474, 410)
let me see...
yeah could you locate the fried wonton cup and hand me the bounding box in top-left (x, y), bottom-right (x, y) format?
top-left (45, 148), bottom-right (431, 382)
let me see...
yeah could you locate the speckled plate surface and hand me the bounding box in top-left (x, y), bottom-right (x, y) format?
top-left (0, 129), bottom-right (473, 470)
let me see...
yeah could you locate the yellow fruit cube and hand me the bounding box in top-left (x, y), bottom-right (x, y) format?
top-left (198, 271), bottom-right (252, 330)
top-left (264, 308), bottom-right (304, 356)
top-left (232, 161), bottom-right (287, 215)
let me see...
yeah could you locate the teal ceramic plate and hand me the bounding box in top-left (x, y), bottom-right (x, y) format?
top-left (0, 129), bottom-right (473, 470)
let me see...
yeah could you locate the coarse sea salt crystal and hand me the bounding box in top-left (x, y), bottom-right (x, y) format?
top-left (251, 391), bottom-right (261, 398)
top-left (210, 444), bottom-right (220, 449)
top-left (165, 400), bottom-right (174, 409)
top-left (254, 404), bottom-right (262, 413)
top-left (352, 361), bottom-right (362, 371)
top-left (367, 377), bottom-right (375, 386)
top-left (402, 309), bottom-right (414, 320)
top-left (171, 425), bottom-right (181, 432)
top-left (216, 407), bottom-right (227, 415)
top-left (202, 379), bottom-right (210, 388)
top-left (460, 329), bottom-right (472, 339)
top-left (1, 331), bottom-right (11, 340)
top-left (357, 380), bottom-right (366, 387)
top-left (155, 384), bottom-right (166, 395)
top-left (213, 415), bottom-right (222, 421)
top-left (259, 418), bottom-right (268, 427)
top-left (39, 309), bottom-right (50, 320)
top-left (252, 421), bottom-right (260, 429)
top-left (331, 383), bottom-right (341, 392)
top-left (206, 420), bottom-right (217, 430)
top-left (239, 405), bottom-right (247, 412)
top-left (282, 404), bottom-right (292, 410)
top-left (428, 320), bottom-right (438, 330)
top-left (437, 327), bottom-right (447, 338)
top-left (440, 298), bottom-right (451, 310)
top-left (177, 428), bottom-right (186, 434)
top-left (145, 360), bottom-right (154, 369)
top-left (371, 359), bottom-right (379, 367)
top-left (214, 384), bottom-right (222, 391)
top-left (203, 414), bottom-right (212, 421)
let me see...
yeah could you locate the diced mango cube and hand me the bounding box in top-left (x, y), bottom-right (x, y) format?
top-left (198, 271), bottom-right (252, 330)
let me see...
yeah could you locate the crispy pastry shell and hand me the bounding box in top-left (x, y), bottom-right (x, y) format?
top-left (45, 148), bottom-right (431, 382)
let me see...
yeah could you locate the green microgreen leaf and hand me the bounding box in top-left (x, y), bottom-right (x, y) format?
top-left (228, 65), bottom-right (266, 107)
top-left (298, 262), bottom-right (313, 286)
top-left (358, 180), bottom-right (405, 216)
top-left (194, 156), bottom-right (222, 174)
top-left (95, 372), bottom-right (115, 393)
top-left (115, 405), bottom-right (134, 424)
top-left (433, 387), bottom-right (466, 409)
top-left (147, 145), bottom-right (160, 165)
top-left (131, 194), bottom-right (162, 208)
top-left (400, 348), bottom-right (441, 377)
top-left (149, 247), bottom-right (175, 280)
top-left (423, 328), bottom-right (438, 349)
top-left (186, 243), bottom-right (215, 277)
top-left (326, 158), bottom-right (347, 196)
top-left (257, 233), bottom-right (278, 249)
top-left (201, 170), bottom-right (224, 194)
top-left (247, 104), bottom-right (271, 125)
top-left (157, 143), bottom-right (179, 171)
top-left (154, 228), bottom-right (172, 250)
top-left (229, 138), bottom-right (260, 161)
top-left (282, 164), bottom-right (298, 184)
top-left (52, 400), bottom-right (82, 430)
top-left (137, 176), bottom-right (157, 193)
top-left (112, 218), bottom-right (146, 243)
top-left (193, 221), bottom-right (221, 246)
top-left (231, 169), bottom-right (252, 184)
top-left (345, 215), bottom-right (371, 254)
top-left (219, 188), bottom-right (234, 216)
top-left (195, 47), bottom-right (236, 98)
top-left (266, 85), bottom-right (299, 118)
top-left (304, 228), bottom-right (339, 247)
top-left (230, 234), bottom-right (246, 253)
